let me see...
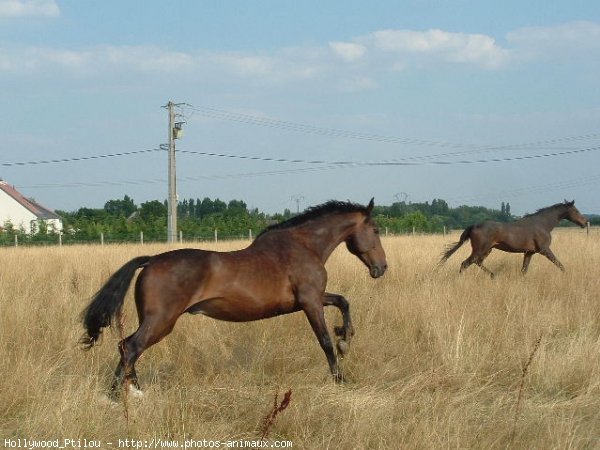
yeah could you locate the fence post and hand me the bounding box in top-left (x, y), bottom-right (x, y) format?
top-left (412, 226), bottom-right (416, 236)
top-left (587, 222), bottom-right (590, 237)
top-left (443, 226), bottom-right (446, 237)
top-left (140, 231), bottom-right (144, 245)
top-left (14, 235), bottom-right (18, 247)
top-left (179, 230), bottom-right (183, 243)
top-left (100, 232), bottom-right (104, 246)
top-left (58, 233), bottom-right (62, 246)
top-left (385, 227), bottom-right (388, 236)
top-left (214, 228), bottom-right (218, 243)
top-left (249, 229), bottom-right (253, 240)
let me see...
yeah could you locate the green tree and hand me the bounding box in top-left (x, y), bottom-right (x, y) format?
top-left (104, 195), bottom-right (137, 217)
top-left (226, 199), bottom-right (247, 216)
top-left (401, 211), bottom-right (428, 231)
top-left (139, 200), bottom-right (167, 222)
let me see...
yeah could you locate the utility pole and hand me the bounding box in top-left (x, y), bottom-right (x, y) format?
top-left (163, 101), bottom-right (186, 243)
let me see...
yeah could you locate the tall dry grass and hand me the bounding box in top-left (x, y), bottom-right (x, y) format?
top-left (1, 230), bottom-right (599, 449)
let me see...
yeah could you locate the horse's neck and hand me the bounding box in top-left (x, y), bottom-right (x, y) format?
top-left (538, 209), bottom-right (564, 230)
top-left (297, 215), bottom-right (357, 262)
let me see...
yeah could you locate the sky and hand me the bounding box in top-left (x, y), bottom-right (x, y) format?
top-left (1, 0), bottom-right (600, 216)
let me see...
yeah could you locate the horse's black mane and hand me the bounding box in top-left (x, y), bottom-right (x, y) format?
top-left (523, 202), bottom-right (571, 219)
top-left (257, 200), bottom-right (369, 238)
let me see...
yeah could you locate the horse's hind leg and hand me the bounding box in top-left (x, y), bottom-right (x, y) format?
top-left (111, 335), bottom-right (142, 396)
top-left (110, 315), bottom-right (179, 396)
top-left (459, 255), bottom-right (476, 273)
top-left (322, 293), bottom-right (354, 356)
top-left (461, 253), bottom-right (493, 275)
top-left (476, 249), bottom-right (495, 278)
top-left (476, 262), bottom-right (495, 278)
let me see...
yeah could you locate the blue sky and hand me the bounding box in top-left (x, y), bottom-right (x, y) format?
top-left (1, 0), bottom-right (599, 215)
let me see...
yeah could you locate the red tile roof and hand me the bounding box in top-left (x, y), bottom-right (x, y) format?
top-left (0, 181), bottom-right (61, 220)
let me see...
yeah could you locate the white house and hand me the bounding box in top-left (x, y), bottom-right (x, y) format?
top-left (0, 180), bottom-right (63, 234)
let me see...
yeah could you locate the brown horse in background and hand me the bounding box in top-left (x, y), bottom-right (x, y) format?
top-left (440, 200), bottom-right (588, 278)
top-left (81, 199), bottom-right (387, 395)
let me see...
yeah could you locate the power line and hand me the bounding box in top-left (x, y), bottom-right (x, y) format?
top-left (192, 105), bottom-right (471, 148)
top-left (177, 145), bottom-right (600, 166)
top-left (191, 105), bottom-right (600, 156)
top-left (3, 141), bottom-right (599, 173)
top-left (0, 148), bottom-right (163, 167)
top-left (19, 164), bottom-right (600, 203)
top-left (176, 149), bottom-right (350, 165)
top-left (17, 165), bottom-right (350, 189)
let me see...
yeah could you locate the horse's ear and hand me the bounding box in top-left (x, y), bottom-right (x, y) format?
top-left (565, 199), bottom-right (575, 206)
top-left (367, 198), bottom-right (374, 214)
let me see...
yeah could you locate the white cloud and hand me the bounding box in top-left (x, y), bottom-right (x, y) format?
top-left (365, 28), bottom-right (510, 69)
top-left (207, 48), bottom-right (324, 82)
top-left (329, 41), bottom-right (367, 62)
top-left (0, 46), bottom-right (89, 72)
top-left (2, 21), bottom-right (599, 88)
top-left (0, 45), bottom-right (195, 74)
top-left (0, 44), bottom-right (323, 84)
top-left (103, 46), bottom-right (194, 73)
top-left (0, 0), bottom-right (59, 18)
top-left (212, 53), bottom-right (274, 77)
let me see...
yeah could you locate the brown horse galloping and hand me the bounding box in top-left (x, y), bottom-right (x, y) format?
top-left (440, 200), bottom-right (587, 278)
top-left (81, 199), bottom-right (387, 394)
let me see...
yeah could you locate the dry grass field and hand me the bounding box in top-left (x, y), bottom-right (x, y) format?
top-left (1, 230), bottom-right (599, 449)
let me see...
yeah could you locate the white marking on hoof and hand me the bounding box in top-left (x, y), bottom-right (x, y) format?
top-left (337, 339), bottom-right (349, 356)
top-left (98, 394), bottom-right (119, 406)
top-left (127, 384), bottom-right (144, 398)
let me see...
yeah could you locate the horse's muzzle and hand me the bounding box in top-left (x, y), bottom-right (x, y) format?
top-left (369, 263), bottom-right (387, 278)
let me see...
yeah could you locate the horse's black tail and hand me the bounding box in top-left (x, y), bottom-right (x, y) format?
top-left (439, 226), bottom-right (473, 264)
top-left (80, 256), bottom-right (151, 349)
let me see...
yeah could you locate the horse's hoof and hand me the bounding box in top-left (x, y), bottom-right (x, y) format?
top-left (333, 372), bottom-right (345, 384)
top-left (127, 384), bottom-right (144, 398)
top-left (98, 393), bottom-right (119, 406)
top-left (337, 339), bottom-right (349, 356)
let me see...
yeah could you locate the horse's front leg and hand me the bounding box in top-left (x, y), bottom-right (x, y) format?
top-left (299, 289), bottom-right (343, 383)
top-left (539, 247), bottom-right (565, 272)
top-left (521, 252), bottom-right (534, 274)
top-left (322, 293), bottom-right (354, 356)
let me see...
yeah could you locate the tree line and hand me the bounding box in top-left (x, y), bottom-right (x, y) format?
top-left (0, 195), bottom-right (595, 246)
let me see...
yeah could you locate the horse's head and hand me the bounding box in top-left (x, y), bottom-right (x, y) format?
top-left (345, 198), bottom-right (388, 278)
top-left (563, 200), bottom-right (588, 228)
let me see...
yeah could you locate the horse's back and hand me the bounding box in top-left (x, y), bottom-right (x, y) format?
top-left (135, 248), bottom-right (215, 303)
top-left (475, 220), bottom-right (545, 253)
top-left (137, 244), bottom-right (301, 322)
top-left (470, 220), bottom-right (504, 238)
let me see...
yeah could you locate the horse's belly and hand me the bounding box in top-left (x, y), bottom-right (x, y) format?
top-left (493, 240), bottom-right (536, 253)
top-left (493, 243), bottom-right (522, 253)
top-left (187, 295), bottom-right (298, 322)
